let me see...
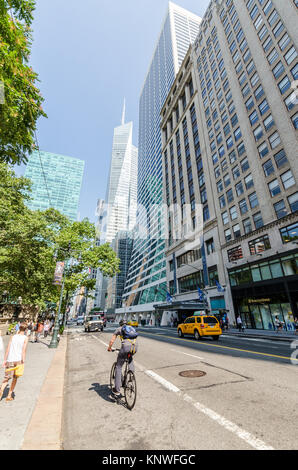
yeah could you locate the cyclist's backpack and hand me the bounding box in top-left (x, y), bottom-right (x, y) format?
top-left (121, 325), bottom-right (138, 340)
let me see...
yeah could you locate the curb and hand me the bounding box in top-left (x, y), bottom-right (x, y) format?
top-left (21, 336), bottom-right (67, 450)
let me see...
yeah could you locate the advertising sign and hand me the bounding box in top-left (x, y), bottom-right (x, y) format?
top-left (53, 262), bottom-right (65, 286)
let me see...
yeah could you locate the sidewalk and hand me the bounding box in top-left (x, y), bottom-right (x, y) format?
top-left (0, 333), bottom-right (67, 450)
top-left (221, 327), bottom-right (297, 342)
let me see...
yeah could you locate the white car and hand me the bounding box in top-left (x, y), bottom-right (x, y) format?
top-left (76, 316), bottom-right (84, 326)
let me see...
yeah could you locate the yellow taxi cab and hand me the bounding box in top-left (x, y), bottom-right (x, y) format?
top-left (177, 315), bottom-right (222, 341)
top-left (127, 319), bottom-right (139, 328)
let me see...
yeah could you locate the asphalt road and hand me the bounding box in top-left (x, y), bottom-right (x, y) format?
top-left (62, 324), bottom-right (298, 450)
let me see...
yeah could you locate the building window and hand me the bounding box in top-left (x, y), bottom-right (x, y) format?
top-left (288, 192), bottom-right (298, 213)
top-left (225, 228), bottom-right (232, 242)
top-left (249, 192), bottom-right (259, 208)
top-left (269, 131), bottom-right (281, 149)
top-left (263, 114), bottom-right (274, 131)
top-left (228, 246), bottom-right (243, 262)
top-left (233, 224), bottom-right (241, 239)
top-left (219, 194), bottom-right (226, 208)
top-left (274, 149), bottom-right (288, 168)
top-left (258, 99), bottom-right (269, 115)
top-left (274, 200), bottom-right (287, 219)
top-left (239, 198), bottom-right (248, 214)
top-left (272, 61), bottom-right (284, 79)
top-left (249, 110), bottom-right (259, 125)
top-left (278, 76), bottom-right (291, 95)
top-left (284, 46), bottom-right (298, 66)
top-left (243, 217), bottom-right (252, 234)
top-left (254, 125), bottom-right (263, 141)
top-left (236, 181), bottom-right (244, 196)
top-left (280, 223), bottom-right (298, 244)
top-left (258, 141), bottom-right (269, 158)
top-left (263, 159), bottom-right (274, 177)
top-left (253, 211), bottom-right (264, 229)
top-left (267, 48), bottom-right (279, 65)
top-left (241, 157), bottom-right (250, 172)
top-left (230, 205), bottom-right (238, 220)
top-left (233, 165), bottom-right (240, 180)
top-left (222, 211), bottom-right (229, 225)
top-left (249, 235), bottom-right (271, 255)
top-left (268, 178), bottom-right (281, 197)
top-left (278, 33), bottom-right (290, 51)
top-left (281, 170), bottom-right (295, 190)
top-left (254, 85), bottom-right (264, 100)
top-left (206, 238), bottom-right (215, 254)
top-left (208, 266), bottom-right (219, 286)
top-left (245, 173), bottom-right (254, 189)
top-left (227, 188), bottom-right (234, 203)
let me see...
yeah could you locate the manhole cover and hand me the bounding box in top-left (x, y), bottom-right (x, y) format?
top-left (179, 370), bottom-right (206, 378)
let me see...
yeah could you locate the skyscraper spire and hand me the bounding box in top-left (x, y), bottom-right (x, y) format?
top-left (121, 98), bottom-right (126, 125)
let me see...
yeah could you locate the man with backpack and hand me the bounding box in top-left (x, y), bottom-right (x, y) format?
top-left (107, 319), bottom-right (138, 398)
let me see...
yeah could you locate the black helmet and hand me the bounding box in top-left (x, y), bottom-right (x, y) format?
top-left (119, 319), bottom-right (126, 326)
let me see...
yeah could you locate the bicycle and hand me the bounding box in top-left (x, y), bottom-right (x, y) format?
top-left (110, 348), bottom-right (137, 410)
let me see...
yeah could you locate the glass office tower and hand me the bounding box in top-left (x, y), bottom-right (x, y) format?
top-left (93, 104), bottom-right (138, 311)
top-left (24, 151), bottom-right (84, 221)
top-left (119, 2), bottom-right (202, 321)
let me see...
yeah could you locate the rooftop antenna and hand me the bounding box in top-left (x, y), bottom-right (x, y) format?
top-left (121, 98), bottom-right (126, 125)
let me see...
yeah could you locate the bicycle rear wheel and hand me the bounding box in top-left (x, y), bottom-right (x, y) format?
top-left (124, 370), bottom-right (137, 410)
top-left (110, 362), bottom-right (116, 390)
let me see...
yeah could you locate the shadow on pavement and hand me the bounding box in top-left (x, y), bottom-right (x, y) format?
top-left (89, 382), bottom-right (129, 409)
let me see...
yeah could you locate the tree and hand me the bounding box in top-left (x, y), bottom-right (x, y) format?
top-left (0, 0), bottom-right (46, 165)
top-left (0, 163), bottom-right (120, 313)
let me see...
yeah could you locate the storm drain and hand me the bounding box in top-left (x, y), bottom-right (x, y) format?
top-left (179, 370), bottom-right (206, 378)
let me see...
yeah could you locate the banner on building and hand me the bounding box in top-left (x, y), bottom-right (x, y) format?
top-left (53, 262), bottom-right (65, 286)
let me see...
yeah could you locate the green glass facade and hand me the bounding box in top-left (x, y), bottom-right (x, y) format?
top-left (24, 151), bottom-right (84, 221)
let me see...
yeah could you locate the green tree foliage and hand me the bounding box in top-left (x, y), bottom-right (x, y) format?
top-left (0, 163), bottom-right (120, 311)
top-left (0, 0), bottom-right (46, 165)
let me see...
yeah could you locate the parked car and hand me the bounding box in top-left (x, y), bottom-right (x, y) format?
top-left (177, 315), bottom-right (222, 341)
top-left (84, 315), bottom-right (104, 332)
top-left (76, 316), bottom-right (84, 326)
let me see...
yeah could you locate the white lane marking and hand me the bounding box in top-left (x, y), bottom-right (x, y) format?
top-left (91, 333), bottom-right (274, 450)
top-left (182, 394), bottom-right (274, 451)
top-left (170, 349), bottom-right (204, 360)
top-left (145, 370), bottom-right (180, 393)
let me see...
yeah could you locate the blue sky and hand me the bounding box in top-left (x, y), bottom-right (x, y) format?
top-left (24, 0), bottom-right (211, 222)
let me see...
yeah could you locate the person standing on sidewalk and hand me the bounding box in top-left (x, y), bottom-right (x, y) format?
top-left (43, 320), bottom-right (50, 338)
top-left (35, 321), bottom-right (43, 342)
top-left (0, 323), bottom-right (28, 402)
top-left (236, 315), bottom-right (244, 332)
top-left (294, 318), bottom-right (298, 336)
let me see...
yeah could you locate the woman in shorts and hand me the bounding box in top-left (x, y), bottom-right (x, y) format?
top-left (0, 323), bottom-right (28, 402)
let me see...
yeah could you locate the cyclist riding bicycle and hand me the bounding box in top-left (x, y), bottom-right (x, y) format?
top-left (108, 319), bottom-right (138, 398)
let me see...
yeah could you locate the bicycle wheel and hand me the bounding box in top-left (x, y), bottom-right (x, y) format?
top-left (124, 370), bottom-right (137, 410)
top-left (110, 362), bottom-right (117, 390)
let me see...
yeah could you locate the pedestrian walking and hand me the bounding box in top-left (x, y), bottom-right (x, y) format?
top-left (274, 316), bottom-right (284, 333)
top-left (35, 321), bottom-right (44, 342)
top-left (0, 322), bottom-right (28, 402)
top-left (236, 315), bottom-right (244, 332)
top-left (43, 320), bottom-right (50, 338)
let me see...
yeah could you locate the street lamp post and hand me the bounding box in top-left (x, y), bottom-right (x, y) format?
top-left (49, 243), bottom-right (71, 349)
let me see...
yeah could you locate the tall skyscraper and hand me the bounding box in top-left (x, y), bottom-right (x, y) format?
top-left (93, 104), bottom-right (138, 310)
top-left (161, 0), bottom-right (298, 330)
top-left (118, 2), bottom-right (202, 321)
top-left (24, 150), bottom-right (84, 221)
top-left (102, 102), bottom-right (138, 243)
